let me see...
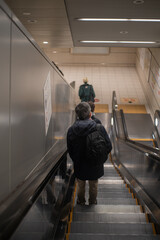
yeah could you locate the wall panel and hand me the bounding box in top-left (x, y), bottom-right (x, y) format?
top-left (0, 8), bottom-right (10, 200)
top-left (10, 25), bottom-right (53, 189)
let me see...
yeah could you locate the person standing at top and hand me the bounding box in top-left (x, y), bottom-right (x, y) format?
top-left (79, 78), bottom-right (95, 102)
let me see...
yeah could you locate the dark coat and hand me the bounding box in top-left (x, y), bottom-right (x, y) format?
top-left (67, 119), bottom-right (112, 180)
top-left (79, 83), bottom-right (95, 102)
top-left (91, 114), bottom-right (102, 124)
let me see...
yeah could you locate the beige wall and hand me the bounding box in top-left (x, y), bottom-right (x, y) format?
top-left (45, 47), bottom-right (136, 66)
top-left (61, 65), bottom-right (147, 112)
top-left (136, 48), bottom-right (160, 118)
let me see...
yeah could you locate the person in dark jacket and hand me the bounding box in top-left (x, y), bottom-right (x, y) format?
top-left (79, 78), bottom-right (95, 102)
top-left (67, 102), bottom-right (112, 205)
top-left (88, 101), bottom-right (101, 124)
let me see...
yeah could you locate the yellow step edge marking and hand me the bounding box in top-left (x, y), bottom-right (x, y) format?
top-left (66, 233), bottom-right (69, 240)
top-left (66, 183), bottom-right (77, 238)
top-left (145, 213), bottom-right (149, 223)
top-left (152, 223), bottom-right (157, 235)
top-left (130, 138), bottom-right (153, 142)
top-left (135, 198), bottom-right (139, 205)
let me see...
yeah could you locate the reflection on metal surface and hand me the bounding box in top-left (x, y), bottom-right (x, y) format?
top-left (11, 156), bottom-right (74, 240)
top-left (155, 118), bottom-right (159, 127)
top-left (98, 179), bottom-right (124, 184)
top-left (112, 91), bottom-right (160, 225)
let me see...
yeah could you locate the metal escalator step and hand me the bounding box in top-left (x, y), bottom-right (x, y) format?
top-left (98, 179), bottom-right (124, 184)
top-left (70, 222), bottom-right (153, 235)
top-left (96, 198), bottom-right (136, 205)
top-left (87, 191), bottom-right (131, 198)
top-left (104, 167), bottom-right (118, 172)
top-left (101, 176), bottom-right (122, 180)
top-left (102, 173), bottom-right (120, 177)
top-left (72, 212), bottom-right (146, 223)
top-left (94, 184), bottom-right (126, 189)
top-left (69, 233), bottom-right (160, 240)
top-left (73, 205), bottom-right (141, 213)
top-left (85, 187), bottom-right (129, 192)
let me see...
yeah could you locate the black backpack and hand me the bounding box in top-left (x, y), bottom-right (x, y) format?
top-left (86, 124), bottom-right (108, 166)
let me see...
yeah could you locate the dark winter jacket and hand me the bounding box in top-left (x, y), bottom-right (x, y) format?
top-left (91, 114), bottom-right (102, 124)
top-left (67, 119), bottom-right (112, 180)
top-left (79, 83), bottom-right (95, 102)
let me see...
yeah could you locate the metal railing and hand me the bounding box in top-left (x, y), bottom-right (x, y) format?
top-left (112, 91), bottom-right (160, 162)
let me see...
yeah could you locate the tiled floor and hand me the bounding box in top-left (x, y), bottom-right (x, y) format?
top-left (61, 65), bottom-right (149, 113)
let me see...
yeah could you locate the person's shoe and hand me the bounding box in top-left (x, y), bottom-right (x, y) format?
top-left (89, 200), bottom-right (97, 205)
top-left (77, 199), bottom-right (85, 205)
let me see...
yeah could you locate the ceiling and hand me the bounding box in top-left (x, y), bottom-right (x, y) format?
top-left (4, 0), bottom-right (160, 63)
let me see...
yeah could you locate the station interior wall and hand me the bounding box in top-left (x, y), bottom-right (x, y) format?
top-left (59, 48), bottom-right (160, 117)
top-left (0, 5), bottom-right (75, 202)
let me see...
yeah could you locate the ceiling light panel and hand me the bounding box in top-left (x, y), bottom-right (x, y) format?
top-left (80, 40), bottom-right (157, 44)
top-left (65, 0), bottom-right (160, 47)
top-left (77, 18), bottom-right (160, 22)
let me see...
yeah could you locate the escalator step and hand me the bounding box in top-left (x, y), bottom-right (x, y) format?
top-left (73, 205), bottom-right (141, 213)
top-left (72, 212), bottom-right (146, 223)
top-left (69, 234), bottom-right (160, 240)
top-left (98, 179), bottom-right (124, 184)
top-left (85, 191), bottom-right (131, 198)
top-left (101, 176), bottom-right (122, 180)
top-left (70, 222), bottom-right (153, 235)
top-left (74, 198), bottom-right (136, 205)
top-left (94, 184), bottom-right (126, 189)
top-left (86, 186), bottom-right (128, 191)
top-left (95, 198), bottom-right (137, 205)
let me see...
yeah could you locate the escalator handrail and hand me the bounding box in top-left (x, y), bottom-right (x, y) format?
top-left (0, 141), bottom-right (68, 239)
top-left (112, 91), bottom-right (160, 162)
top-left (112, 90), bottom-right (118, 111)
top-left (120, 109), bottom-right (160, 157)
top-left (113, 108), bottom-right (160, 162)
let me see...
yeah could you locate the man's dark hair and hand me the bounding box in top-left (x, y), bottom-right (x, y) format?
top-left (88, 101), bottom-right (95, 112)
top-left (75, 102), bottom-right (91, 120)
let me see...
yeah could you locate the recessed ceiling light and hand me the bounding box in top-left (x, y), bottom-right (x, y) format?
top-left (133, 0), bottom-right (144, 4)
top-left (77, 18), bottom-right (160, 22)
top-left (53, 51), bottom-right (57, 53)
top-left (80, 40), bottom-right (157, 44)
top-left (23, 12), bottom-right (31, 16)
top-left (43, 41), bottom-right (48, 44)
top-left (27, 19), bottom-right (37, 23)
top-left (120, 31), bottom-right (128, 34)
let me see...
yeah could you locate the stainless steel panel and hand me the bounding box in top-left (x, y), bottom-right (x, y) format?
top-left (11, 24), bottom-right (52, 189)
top-left (52, 71), bottom-right (75, 143)
top-left (0, 8), bottom-right (10, 201)
top-left (124, 113), bottom-right (154, 139)
top-left (0, 0), bottom-right (75, 203)
top-left (118, 141), bottom-right (160, 205)
top-left (10, 23), bottom-right (75, 191)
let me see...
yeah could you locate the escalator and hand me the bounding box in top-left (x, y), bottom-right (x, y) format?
top-left (65, 92), bottom-right (160, 240)
top-left (1, 91), bottom-right (160, 240)
top-left (67, 160), bottom-right (159, 240)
